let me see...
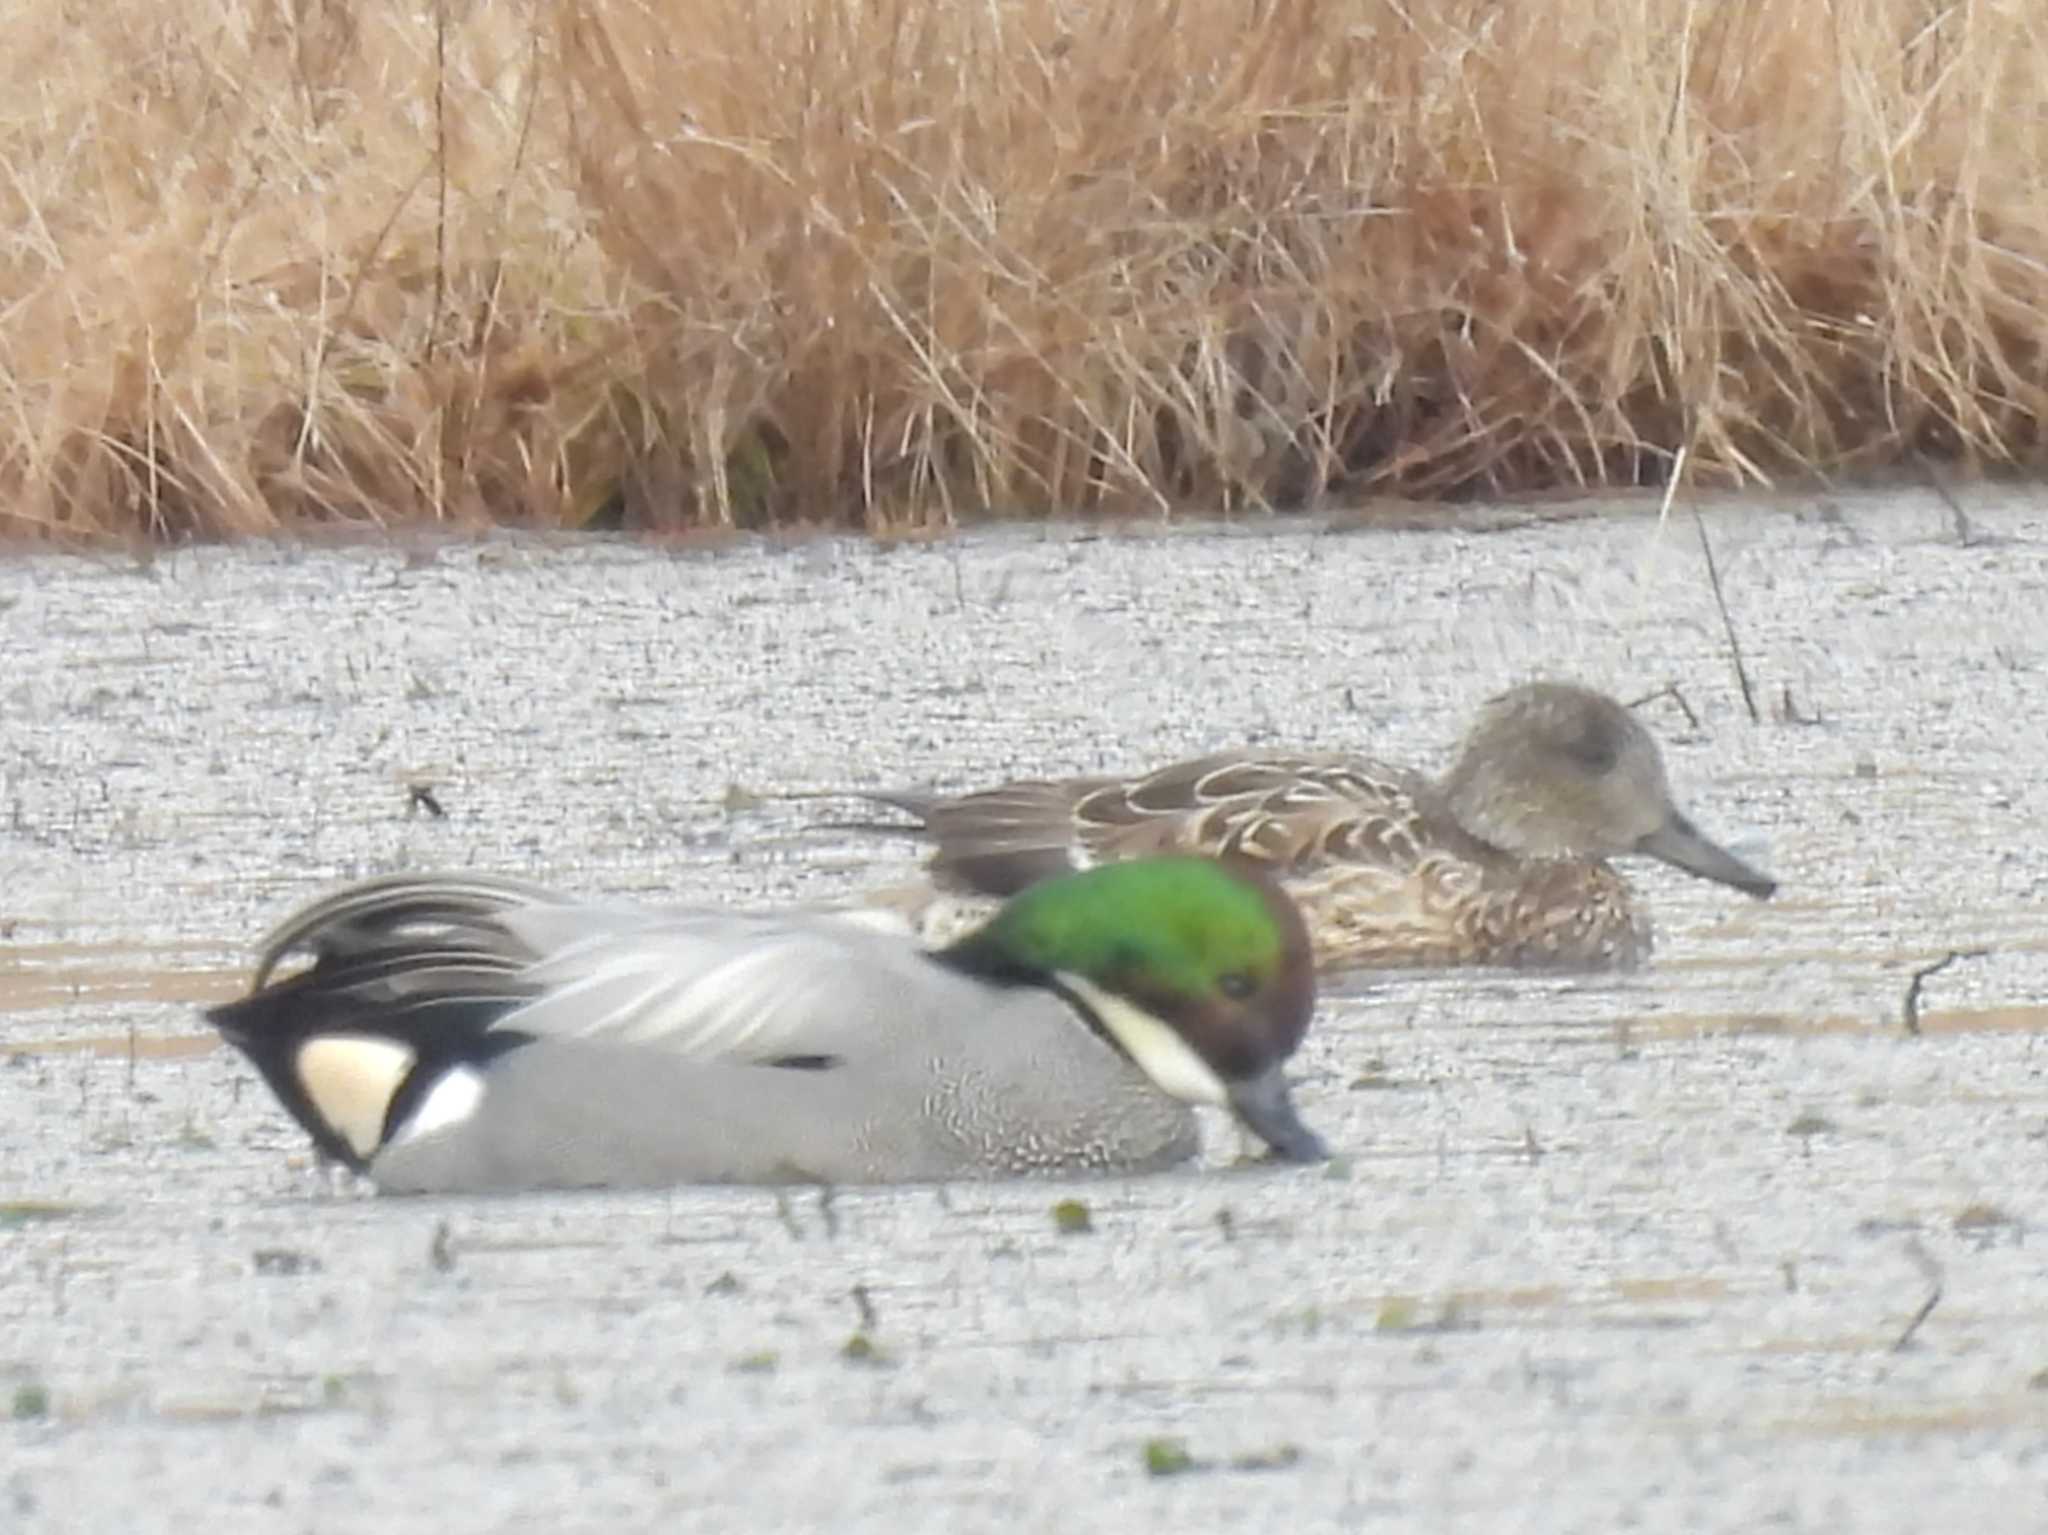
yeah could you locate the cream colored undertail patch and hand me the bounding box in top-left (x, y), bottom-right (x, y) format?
top-left (297, 1036), bottom-right (417, 1159)
top-left (1060, 973), bottom-right (1228, 1107)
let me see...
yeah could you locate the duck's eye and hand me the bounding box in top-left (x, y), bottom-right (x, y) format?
top-left (1560, 716), bottom-right (1622, 774)
top-left (1218, 972), bottom-right (1257, 1001)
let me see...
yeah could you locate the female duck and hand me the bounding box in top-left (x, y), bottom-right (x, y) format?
top-left (207, 857), bottom-right (1326, 1194)
top-left (863, 682), bottom-right (1777, 973)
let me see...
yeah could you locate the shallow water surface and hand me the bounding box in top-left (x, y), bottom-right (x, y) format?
top-left (2, 486), bottom-right (2046, 1532)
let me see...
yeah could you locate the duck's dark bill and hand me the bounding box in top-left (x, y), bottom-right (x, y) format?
top-left (1227, 1065), bottom-right (1329, 1163)
top-left (1636, 813), bottom-right (1777, 899)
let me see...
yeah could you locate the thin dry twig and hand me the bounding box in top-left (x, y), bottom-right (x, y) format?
top-left (1628, 682), bottom-right (1700, 732)
top-left (1693, 510), bottom-right (1759, 723)
top-left (1902, 949), bottom-right (1990, 1035)
top-left (1892, 1237), bottom-right (1944, 1353)
top-left (1774, 683), bottom-right (1821, 725)
top-left (429, 0), bottom-right (450, 360)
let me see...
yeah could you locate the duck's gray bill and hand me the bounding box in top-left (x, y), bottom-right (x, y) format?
top-left (1637, 813), bottom-right (1777, 899)
top-left (1228, 1065), bottom-right (1329, 1163)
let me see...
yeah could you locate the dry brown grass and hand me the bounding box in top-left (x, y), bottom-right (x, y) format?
top-left (3, 0), bottom-right (2046, 540)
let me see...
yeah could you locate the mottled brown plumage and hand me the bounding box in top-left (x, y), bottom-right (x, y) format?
top-left (865, 683), bottom-right (1777, 973)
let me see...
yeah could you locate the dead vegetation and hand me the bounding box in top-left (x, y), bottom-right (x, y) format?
top-left (2, 0), bottom-right (2045, 540)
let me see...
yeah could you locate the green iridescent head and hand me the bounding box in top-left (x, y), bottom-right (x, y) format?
top-left (938, 855), bottom-right (1324, 1161)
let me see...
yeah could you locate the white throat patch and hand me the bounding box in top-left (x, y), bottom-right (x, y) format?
top-left (390, 1066), bottom-right (487, 1148)
top-left (1059, 973), bottom-right (1228, 1108)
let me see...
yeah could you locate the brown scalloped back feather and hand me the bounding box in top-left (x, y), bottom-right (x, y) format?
top-left (888, 750), bottom-right (1647, 970)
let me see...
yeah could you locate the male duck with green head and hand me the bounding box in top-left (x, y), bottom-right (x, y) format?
top-left (208, 858), bottom-right (1327, 1193)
